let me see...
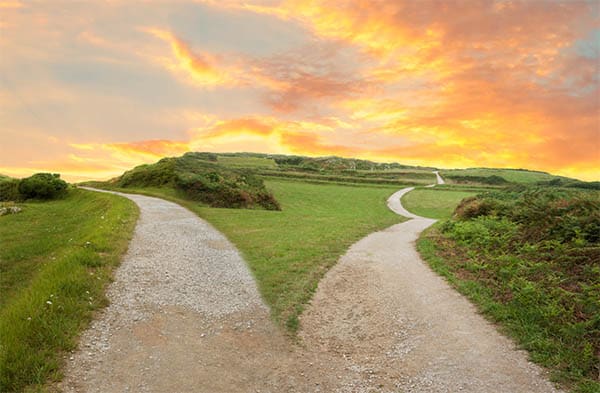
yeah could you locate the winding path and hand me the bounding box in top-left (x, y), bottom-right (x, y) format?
top-left (298, 172), bottom-right (562, 392)
top-left (61, 190), bottom-right (296, 392)
top-left (62, 180), bottom-right (562, 392)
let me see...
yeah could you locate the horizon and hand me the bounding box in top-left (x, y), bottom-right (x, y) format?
top-left (2, 150), bottom-right (582, 184)
top-left (1, 1), bottom-right (599, 182)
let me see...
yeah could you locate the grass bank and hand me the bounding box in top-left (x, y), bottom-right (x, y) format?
top-left (401, 188), bottom-right (478, 219)
top-left (98, 180), bottom-right (404, 332)
top-left (0, 189), bottom-right (138, 392)
top-left (417, 188), bottom-right (600, 393)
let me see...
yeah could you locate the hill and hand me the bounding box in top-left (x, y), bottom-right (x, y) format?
top-left (92, 152), bottom-right (280, 210)
top-left (440, 167), bottom-right (598, 188)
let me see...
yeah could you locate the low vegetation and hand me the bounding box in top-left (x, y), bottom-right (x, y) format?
top-left (0, 188), bottom-right (138, 392)
top-left (98, 152), bottom-right (280, 210)
top-left (0, 173), bottom-right (68, 202)
top-left (417, 187), bottom-right (600, 392)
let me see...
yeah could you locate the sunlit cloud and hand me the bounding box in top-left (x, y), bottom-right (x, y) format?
top-left (0, 1), bottom-right (21, 8)
top-left (1, 1), bottom-right (598, 182)
top-left (141, 27), bottom-right (236, 88)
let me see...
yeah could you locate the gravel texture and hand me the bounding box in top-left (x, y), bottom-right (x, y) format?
top-left (61, 183), bottom-right (563, 392)
top-left (60, 190), bottom-right (289, 392)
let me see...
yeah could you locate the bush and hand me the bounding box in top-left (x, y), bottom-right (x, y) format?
top-left (118, 158), bottom-right (177, 188)
top-left (436, 186), bottom-right (600, 389)
top-left (17, 173), bottom-right (68, 200)
top-left (0, 179), bottom-right (20, 201)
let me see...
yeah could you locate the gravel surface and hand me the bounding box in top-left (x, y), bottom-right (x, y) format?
top-left (60, 190), bottom-right (293, 392)
top-left (61, 184), bottom-right (563, 392)
top-left (299, 175), bottom-right (563, 392)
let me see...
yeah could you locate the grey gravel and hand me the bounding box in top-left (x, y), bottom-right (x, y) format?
top-left (61, 189), bottom-right (271, 392)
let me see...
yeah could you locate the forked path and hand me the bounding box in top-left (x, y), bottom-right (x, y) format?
top-left (62, 184), bottom-right (562, 392)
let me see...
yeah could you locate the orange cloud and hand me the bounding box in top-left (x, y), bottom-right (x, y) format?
top-left (106, 139), bottom-right (190, 157)
top-left (0, 1), bottom-right (22, 8)
top-left (141, 27), bottom-right (234, 87)
top-left (280, 131), bottom-right (357, 156)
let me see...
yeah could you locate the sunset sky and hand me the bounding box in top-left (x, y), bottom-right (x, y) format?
top-left (1, 0), bottom-right (598, 181)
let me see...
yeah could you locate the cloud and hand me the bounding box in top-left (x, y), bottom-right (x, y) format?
top-left (2, 1), bottom-right (598, 182)
top-left (141, 27), bottom-right (235, 87)
top-left (105, 139), bottom-right (191, 157)
top-left (0, 1), bottom-right (22, 8)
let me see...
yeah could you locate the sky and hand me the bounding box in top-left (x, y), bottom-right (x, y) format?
top-left (0, 0), bottom-right (599, 182)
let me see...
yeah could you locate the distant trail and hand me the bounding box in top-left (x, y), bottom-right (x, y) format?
top-left (298, 173), bottom-right (563, 392)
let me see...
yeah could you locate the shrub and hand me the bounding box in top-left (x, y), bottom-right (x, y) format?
top-left (17, 173), bottom-right (68, 200)
top-left (118, 158), bottom-right (177, 188)
top-left (0, 179), bottom-right (20, 201)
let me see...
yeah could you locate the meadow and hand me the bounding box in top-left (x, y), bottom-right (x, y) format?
top-left (0, 189), bottom-right (138, 392)
top-left (441, 167), bottom-right (572, 184)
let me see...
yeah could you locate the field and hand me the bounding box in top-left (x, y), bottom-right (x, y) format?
top-left (0, 189), bottom-right (138, 392)
top-left (217, 155), bottom-right (277, 168)
top-left (401, 188), bottom-right (478, 219)
top-left (441, 168), bottom-right (569, 184)
top-left (105, 179), bottom-right (404, 331)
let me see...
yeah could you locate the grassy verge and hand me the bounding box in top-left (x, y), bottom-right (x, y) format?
top-left (441, 168), bottom-right (564, 183)
top-left (401, 188), bottom-right (478, 219)
top-left (417, 188), bottom-right (600, 393)
top-left (94, 180), bottom-right (404, 332)
top-left (0, 189), bottom-right (138, 392)
top-left (258, 169), bottom-right (433, 186)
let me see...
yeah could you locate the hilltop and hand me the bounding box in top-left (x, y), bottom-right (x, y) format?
top-left (86, 152), bottom-right (280, 210)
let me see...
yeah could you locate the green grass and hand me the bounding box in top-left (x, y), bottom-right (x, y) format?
top-left (401, 188), bottom-right (478, 219)
top-left (217, 155), bottom-right (277, 168)
top-left (98, 179), bottom-right (404, 332)
top-left (258, 170), bottom-right (434, 186)
top-left (442, 168), bottom-right (570, 183)
top-left (0, 189), bottom-right (138, 392)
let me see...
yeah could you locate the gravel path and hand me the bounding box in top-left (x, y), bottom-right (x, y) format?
top-left (60, 190), bottom-right (296, 392)
top-left (61, 184), bottom-right (563, 392)
top-left (298, 174), bottom-right (563, 392)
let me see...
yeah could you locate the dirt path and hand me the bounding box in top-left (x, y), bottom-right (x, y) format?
top-left (62, 185), bottom-right (562, 392)
top-left (298, 175), bottom-right (562, 392)
top-left (61, 190), bottom-right (301, 392)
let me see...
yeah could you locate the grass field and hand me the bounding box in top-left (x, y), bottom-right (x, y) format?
top-left (258, 170), bottom-right (434, 186)
top-left (102, 179), bottom-right (404, 332)
top-left (0, 189), bottom-right (138, 392)
top-left (441, 168), bottom-right (567, 183)
top-left (217, 155), bottom-right (277, 168)
top-left (401, 188), bottom-right (478, 219)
